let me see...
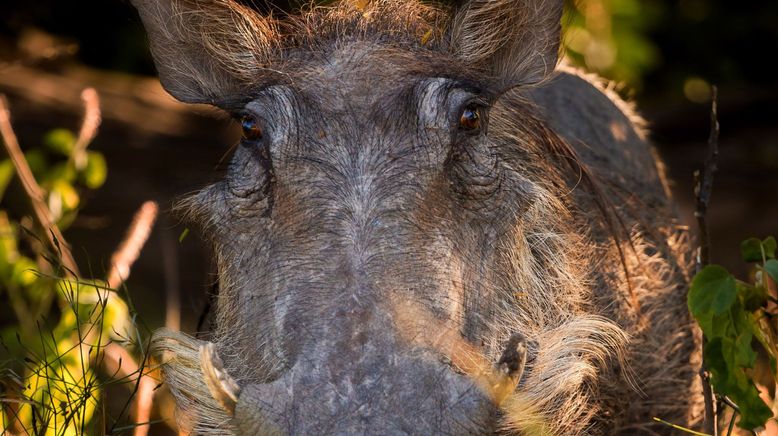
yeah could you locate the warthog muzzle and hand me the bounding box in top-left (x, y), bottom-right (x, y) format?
top-left (196, 305), bottom-right (530, 435)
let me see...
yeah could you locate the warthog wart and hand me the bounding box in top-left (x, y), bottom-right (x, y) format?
top-left (130, 0), bottom-right (703, 433)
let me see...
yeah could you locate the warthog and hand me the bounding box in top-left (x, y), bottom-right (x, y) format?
top-left (131, 0), bottom-right (702, 433)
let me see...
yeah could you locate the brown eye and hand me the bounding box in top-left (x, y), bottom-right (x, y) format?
top-left (241, 116), bottom-right (263, 141)
top-left (459, 105), bottom-right (481, 131)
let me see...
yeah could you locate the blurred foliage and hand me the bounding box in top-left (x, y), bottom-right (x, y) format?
top-left (564, 0), bottom-right (777, 104)
top-left (688, 237), bottom-right (778, 430)
top-left (0, 127), bottom-right (139, 434)
top-left (563, 0), bottom-right (662, 92)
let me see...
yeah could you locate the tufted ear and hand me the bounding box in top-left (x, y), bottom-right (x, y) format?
top-left (130, 0), bottom-right (277, 104)
top-left (449, 0), bottom-right (564, 89)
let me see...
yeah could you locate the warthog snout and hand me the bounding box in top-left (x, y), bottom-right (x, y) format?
top-left (231, 353), bottom-right (494, 434)
top-left (196, 304), bottom-right (534, 434)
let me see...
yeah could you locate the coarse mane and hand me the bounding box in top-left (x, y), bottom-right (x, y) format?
top-left (280, 0), bottom-right (448, 51)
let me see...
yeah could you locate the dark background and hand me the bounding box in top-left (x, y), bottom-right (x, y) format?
top-left (0, 2), bottom-right (776, 430)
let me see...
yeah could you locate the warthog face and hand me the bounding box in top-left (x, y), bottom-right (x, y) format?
top-left (133, 0), bottom-right (700, 434)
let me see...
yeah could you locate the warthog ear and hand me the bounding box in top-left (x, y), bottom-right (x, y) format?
top-left (130, 0), bottom-right (277, 104)
top-left (449, 0), bottom-right (564, 88)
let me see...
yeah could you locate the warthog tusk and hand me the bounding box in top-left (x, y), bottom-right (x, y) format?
top-left (491, 333), bottom-right (528, 406)
top-left (199, 342), bottom-right (241, 416)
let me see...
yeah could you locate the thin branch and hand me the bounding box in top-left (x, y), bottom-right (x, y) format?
top-left (694, 85), bottom-right (720, 271)
top-left (0, 95), bottom-right (80, 277)
top-left (101, 201), bottom-right (163, 434)
top-left (103, 201), bottom-right (160, 436)
top-left (106, 202), bottom-right (158, 290)
top-left (131, 356), bottom-right (157, 436)
top-left (71, 88), bottom-right (101, 171)
top-left (694, 86), bottom-right (720, 436)
top-left (100, 342), bottom-right (160, 436)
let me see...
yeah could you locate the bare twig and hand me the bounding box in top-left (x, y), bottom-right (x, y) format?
top-left (106, 202), bottom-right (158, 290)
top-left (694, 86), bottom-right (720, 436)
top-left (0, 95), bottom-right (80, 277)
top-left (101, 201), bottom-right (160, 435)
top-left (71, 88), bottom-right (101, 170)
top-left (131, 359), bottom-right (157, 436)
top-left (694, 86), bottom-right (720, 272)
top-left (100, 342), bottom-right (160, 436)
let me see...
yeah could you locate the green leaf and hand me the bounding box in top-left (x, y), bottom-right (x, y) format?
top-left (24, 149), bottom-right (47, 179)
top-left (43, 129), bottom-right (76, 156)
top-left (738, 281), bottom-right (768, 311)
top-left (734, 330), bottom-right (756, 368)
top-left (762, 236), bottom-right (777, 259)
top-left (741, 237), bottom-right (777, 262)
top-left (705, 337), bottom-right (736, 391)
top-left (11, 257), bottom-right (38, 287)
top-left (764, 259), bottom-right (778, 283)
top-left (746, 313), bottom-right (773, 360)
top-left (0, 159), bottom-right (13, 201)
top-left (80, 151), bottom-right (107, 189)
top-left (51, 180), bottom-right (80, 211)
top-left (734, 384), bottom-right (773, 429)
top-left (44, 162), bottom-right (77, 184)
top-left (706, 312), bottom-right (734, 339)
top-left (742, 238), bottom-right (764, 262)
top-left (0, 211), bottom-right (18, 271)
top-left (688, 265), bottom-right (738, 329)
top-left (705, 338), bottom-right (772, 430)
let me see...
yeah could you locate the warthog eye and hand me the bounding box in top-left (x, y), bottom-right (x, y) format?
top-left (459, 105), bottom-right (481, 131)
top-left (240, 116), bottom-right (263, 141)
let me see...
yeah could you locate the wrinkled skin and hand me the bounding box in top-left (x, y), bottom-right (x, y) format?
top-left (132, 0), bottom-right (702, 434)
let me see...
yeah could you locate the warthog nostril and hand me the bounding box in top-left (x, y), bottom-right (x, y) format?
top-left (199, 342), bottom-right (241, 416)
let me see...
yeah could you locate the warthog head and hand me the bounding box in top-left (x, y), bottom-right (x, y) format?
top-left (132, 0), bottom-right (699, 434)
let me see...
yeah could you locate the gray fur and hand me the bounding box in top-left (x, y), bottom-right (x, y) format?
top-left (133, 0), bottom-right (702, 434)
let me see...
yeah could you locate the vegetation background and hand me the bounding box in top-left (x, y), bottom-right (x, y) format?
top-left (1, 0), bottom-right (776, 434)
